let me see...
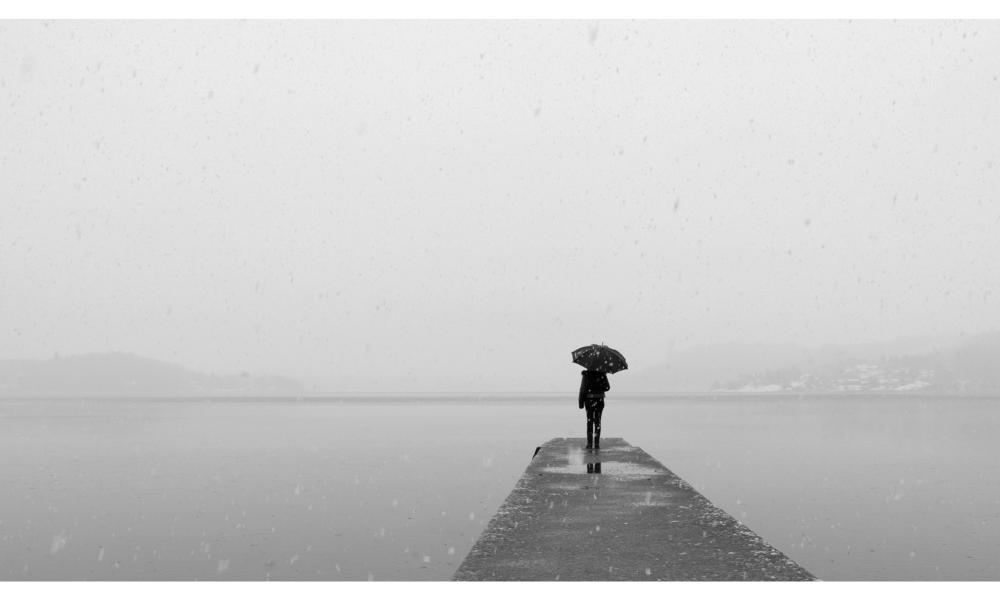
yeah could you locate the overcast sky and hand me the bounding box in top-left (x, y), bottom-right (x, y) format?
top-left (2, 20), bottom-right (999, 391)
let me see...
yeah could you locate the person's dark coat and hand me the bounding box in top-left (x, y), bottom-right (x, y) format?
top-left (578, 370), bottom-right (610, 409)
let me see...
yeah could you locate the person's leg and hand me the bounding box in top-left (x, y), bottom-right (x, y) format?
top-left (585, 402), bottom-right (594, 448)
top-left (593, 399), bottom-right (605, 449)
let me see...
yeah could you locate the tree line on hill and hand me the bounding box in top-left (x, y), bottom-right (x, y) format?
top-left (618, 331), bottom-right (1000, 393)
top-left (0, 352), bottom-right (304, 397)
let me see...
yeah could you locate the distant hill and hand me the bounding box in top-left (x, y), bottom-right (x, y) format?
top-left (616, 332), bottom-right (1000, 393)
top-left (0, 352), bottom-right (304, 397)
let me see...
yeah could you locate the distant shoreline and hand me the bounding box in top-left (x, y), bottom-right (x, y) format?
top-left (3, 391), bottom-right (1000, 402)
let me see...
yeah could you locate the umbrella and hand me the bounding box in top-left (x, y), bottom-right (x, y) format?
top-left (571, 344), bottom-right (628, 374)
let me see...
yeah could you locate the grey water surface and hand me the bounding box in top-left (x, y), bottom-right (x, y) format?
top-left (1, 395), bottom-right (998, 581)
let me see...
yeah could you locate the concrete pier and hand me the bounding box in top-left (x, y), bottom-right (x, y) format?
top-left (453, 437), bottom-right (816, 581)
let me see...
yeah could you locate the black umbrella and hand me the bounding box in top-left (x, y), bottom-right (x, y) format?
top-left (571, 344), bottom-right (628, 374)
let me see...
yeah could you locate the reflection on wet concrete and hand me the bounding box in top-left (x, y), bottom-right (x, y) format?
top-left (455, 437), bottom-right (816, 581)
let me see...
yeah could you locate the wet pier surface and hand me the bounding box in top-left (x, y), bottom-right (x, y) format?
top-left (453, 437), bottom-right (816, 581)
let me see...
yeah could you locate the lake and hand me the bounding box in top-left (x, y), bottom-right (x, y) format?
top-left (1, 395), bottom-right (998, 581)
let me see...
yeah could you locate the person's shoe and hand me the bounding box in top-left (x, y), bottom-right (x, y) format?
top-left (585, 443), bottom-right (593, 449)
top-left (594, 443), bottom-right (600, 450)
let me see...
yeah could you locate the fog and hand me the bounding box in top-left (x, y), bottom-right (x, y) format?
top-left (3, 20), bottom-right (999, 391)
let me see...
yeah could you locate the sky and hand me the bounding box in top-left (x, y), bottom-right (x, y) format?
top-left (2, 20), bottom-right (1000, 391)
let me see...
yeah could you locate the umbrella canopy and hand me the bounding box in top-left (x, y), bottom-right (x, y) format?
top-left (571, 344), bottom-right (628, 374)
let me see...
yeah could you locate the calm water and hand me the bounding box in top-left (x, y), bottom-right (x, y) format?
top-left (1, 395), bottom-right (998, 581)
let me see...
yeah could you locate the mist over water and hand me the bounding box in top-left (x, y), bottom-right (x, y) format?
top-left (2, 396), bottom-right (998, 581)
top-left (3, 20), bottom-right (1000, 391)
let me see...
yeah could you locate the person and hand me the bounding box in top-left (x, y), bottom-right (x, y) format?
top-left (578, 369), bottom-right (610, 450)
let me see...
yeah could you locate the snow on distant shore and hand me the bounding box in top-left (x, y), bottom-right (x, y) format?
top-left (894, 380), bottom-right (931, 391)
top-left (738, 383), bottom-right (784, 392)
